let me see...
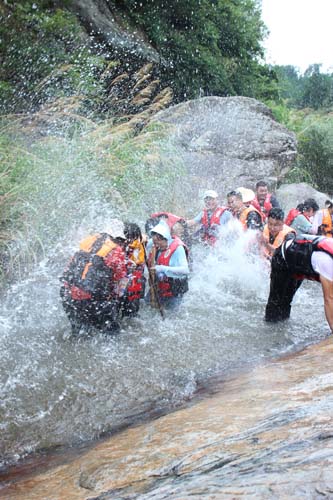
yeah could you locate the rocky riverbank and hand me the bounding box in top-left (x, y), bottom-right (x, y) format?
top-left (2, 337), bottom-right (333, 499)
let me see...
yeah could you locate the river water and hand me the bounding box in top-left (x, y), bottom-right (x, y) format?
top-left (0, 221), bottom-right (329, 471)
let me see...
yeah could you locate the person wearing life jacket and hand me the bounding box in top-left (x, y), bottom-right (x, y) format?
top-left (147, 221), bottom-right (189, 309)
top-left (60, 219), bottom-right (128, 335)
top-left (265, 233), bottom-right (333, 333)
top-left (287, 198), bottom-right (319, 236)
top-left (227, 188), bottom-right (263, 230)
top-left (146, 212), bottom-right (191, 248)
top-left (251, 180), bottom-right (280, 222)
top-left (284, 203), bottom-right (303, 227)
top-left (261, 208), bottom-right (295, 260)
top-left (186, 190), bottom-right (232, 245)
top-left (311, 199), bottom-right (333, 238)
top-left (121, 222), bottom-right (146, 318)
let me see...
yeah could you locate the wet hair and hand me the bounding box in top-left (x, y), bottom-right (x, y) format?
top-left (145, 217), bottom-right (159, 234)
top-left (124, 222), bottom-right (142, 242)
top-left (227, 190), bottom-right (241, 199)
top-left (296, 203), bottom-right (304, 212)
top-left (268, 207), bottom-right (284, 221)
top-left (303, 198), bottom-right (319, 212)
top-left (255, 180), bottom-right (268, 189)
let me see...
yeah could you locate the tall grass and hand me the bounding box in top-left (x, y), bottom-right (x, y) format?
top-left (0, 116), bottom-right (185, 284)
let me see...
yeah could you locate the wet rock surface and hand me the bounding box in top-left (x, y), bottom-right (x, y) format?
top-left (2, 338), bottom-right (333, 499)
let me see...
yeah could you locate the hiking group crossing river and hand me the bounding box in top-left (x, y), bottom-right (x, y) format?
top-left (0, 224), bottom-right (329, 471)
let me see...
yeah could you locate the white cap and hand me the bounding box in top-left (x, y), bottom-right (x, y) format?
top-left (107, 219), bottom-right (126, 239)
top-left (236, 187), bottom-right (255, 203)
top-left (150, 221), bottom-right (171, 240)
top-left (203, 189), bottom-right (218, 199)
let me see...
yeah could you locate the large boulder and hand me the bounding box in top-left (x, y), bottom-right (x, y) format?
top-left (276, 183), bottom-right (329, 213)
top-left (152, 96), bottom-right (297, 209)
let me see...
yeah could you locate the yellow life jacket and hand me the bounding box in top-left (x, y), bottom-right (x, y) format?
top-left (79, 234), bottom-right (117, 280)
top-left (127, 239), bottom-right (145, 266)
top-left (262, 224), bottom-right (295, 258)
top-left (239, 206), bottom-right (262, 229)
top-left (320, 208), bottom-right (333, 237)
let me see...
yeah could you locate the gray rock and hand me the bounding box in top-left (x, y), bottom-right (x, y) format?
top-left (152, 96), bottom-right (297, 209)
top-left (276, 183), bottom-right (329, 213)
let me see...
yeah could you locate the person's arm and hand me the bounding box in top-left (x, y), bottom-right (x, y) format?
top-left (219, 210), bottom-right (233, 225)
top-left (186, 212), bottom-right (203, 227)
top-left (155, 246), bottom-right (189, 277)
top-left (320, 275), bottom-right (333, 333)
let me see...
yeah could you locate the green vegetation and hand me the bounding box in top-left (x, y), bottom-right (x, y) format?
top-left (0, 116), bottom-right (185, 282)
top-left (115, 0), bottom-right (274, 101)
top-left (0, 1), bottom-right (108, 114)
top-left (266, 64), bottom-right (333, 193)
top-left (1, 0), bottom-right (333, 282)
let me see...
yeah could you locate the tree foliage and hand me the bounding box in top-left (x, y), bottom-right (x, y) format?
top-left (297, 120), bottom-right (333, 193)
top-left (0, 1), bottom-right (107, 113)
top-left (115, 0), bottom-right (274, 100)
top-left (272, 64), bottom-right (333, 110)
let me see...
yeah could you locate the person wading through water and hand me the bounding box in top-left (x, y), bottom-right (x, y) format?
top-left (186, 190), bottom-right (232, 246)
top-left (121, 222), bottom-right (146, 318)
top-left (60, 219), bottom-right (128, 335)
top-left (251, 180), bottom-right (280, 223)
top-left (146, 221), bottom-right (190, 310)
top-left (265, 233), bottom-right (333, 334)
top-left (260, 207), bottom-right (295, 260)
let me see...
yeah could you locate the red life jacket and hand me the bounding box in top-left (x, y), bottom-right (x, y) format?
top-left (251, 194), bottom-right (272, 221)
top-left (150, 212), bottom-right (185, 229)
top-left (284, 208), bottom-right (300, 226)
top-left (126, 267), bottom-right (145, 302)
top-left (153, 237), bottom-right (189, 298)
top-left (201, 207), bottom-right (228, 244)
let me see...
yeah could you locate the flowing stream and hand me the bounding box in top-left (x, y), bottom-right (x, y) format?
top-left (0, 220), bottom-right (329, 471)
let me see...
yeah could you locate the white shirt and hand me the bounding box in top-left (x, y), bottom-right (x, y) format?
top-left (311, 251), bottom-right (333, 281)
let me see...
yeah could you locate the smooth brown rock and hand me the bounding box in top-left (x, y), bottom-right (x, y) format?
top-left (2, 338), bottom-right (333, 499)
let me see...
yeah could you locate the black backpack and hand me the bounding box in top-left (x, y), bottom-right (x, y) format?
top-left (62, 233), bottom-right (114, 299)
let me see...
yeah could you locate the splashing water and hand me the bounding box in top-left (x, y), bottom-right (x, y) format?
top-left (0, 215), bottom-right (328, 469)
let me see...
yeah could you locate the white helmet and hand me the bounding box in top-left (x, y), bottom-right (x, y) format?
top-left (203, 189), bottom-right (218, 199)
top-left (236, 187), bottom-right (255, 203)
top-left (150, 221), bottom-right (171, 240)
top-left (106, 219), bottom-right (126, 239)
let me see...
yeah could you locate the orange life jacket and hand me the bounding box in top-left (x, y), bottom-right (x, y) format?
top-left (262, 224), bottom-right (295, 259)
top-left (238, 206), bottom-right (262, 229)
top-left (64, 234), bottom-right (118, 301)
top-left (319, 208), bottom-right (333, 237)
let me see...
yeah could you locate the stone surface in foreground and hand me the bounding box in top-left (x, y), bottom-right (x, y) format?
top-left (2, 339), bottom-right (333, 499)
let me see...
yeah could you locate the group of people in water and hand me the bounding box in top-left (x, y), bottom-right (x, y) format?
top-left (60, 180), bottom-right (333, 336)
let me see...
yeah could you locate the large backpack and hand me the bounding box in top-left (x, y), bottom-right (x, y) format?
top-left (62, 233), bottom-right (115, 299)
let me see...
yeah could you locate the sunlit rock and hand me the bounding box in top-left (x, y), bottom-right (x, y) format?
top-left (276, 182), bottom-right (329, 212)
top-left (151, 96), bottom-right (297, 204)
top-left (3, 339), bottom-right (333, 499)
